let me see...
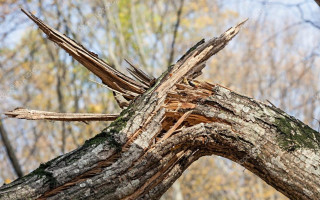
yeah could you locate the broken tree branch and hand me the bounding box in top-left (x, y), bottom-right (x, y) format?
top-left (4, 108), bottom-right (119, 122)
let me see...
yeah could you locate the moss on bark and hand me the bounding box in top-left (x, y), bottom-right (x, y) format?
top-left (275, 116), bottom-right (320, 151)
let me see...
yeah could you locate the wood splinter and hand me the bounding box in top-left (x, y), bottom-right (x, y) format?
top-left (4, 108), bottom-right (119, 122)
top-left (159, 110), bottom-right (193, 143)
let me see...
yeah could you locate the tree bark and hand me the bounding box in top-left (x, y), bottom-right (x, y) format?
top-left (0, 10), bottom-right (320, 200)
top-left (1, 82), bottom-right (319, 200)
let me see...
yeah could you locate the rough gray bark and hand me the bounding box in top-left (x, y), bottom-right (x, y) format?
top-left (1, 82), bottom-right (319, 200)
top-left (0, 10), bottom-right (320, 200)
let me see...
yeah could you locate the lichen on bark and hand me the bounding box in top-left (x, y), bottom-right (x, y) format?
top-left (275, 116), bottom-right (320, 151)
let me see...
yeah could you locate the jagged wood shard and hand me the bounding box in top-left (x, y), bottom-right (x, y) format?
top-left (5, 108), bottom-right (119, 121)
top-left (21, 9), bottom-right (145, 99)
top-left (125, 58), bottom-right (156, 87)
top-left (155, 19), bottom-right (248, 98)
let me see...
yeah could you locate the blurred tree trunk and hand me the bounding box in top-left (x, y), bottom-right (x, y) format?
top-left (0, 120), bottom-right (23, 178)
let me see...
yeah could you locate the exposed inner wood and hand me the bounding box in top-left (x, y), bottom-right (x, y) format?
top-left (159, 110), bottom-right (192, 142)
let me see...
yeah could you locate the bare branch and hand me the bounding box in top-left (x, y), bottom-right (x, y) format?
top-left (4, 108), bottom-right (119, 122)
top-left (168, 0), bottom-right (184, 66)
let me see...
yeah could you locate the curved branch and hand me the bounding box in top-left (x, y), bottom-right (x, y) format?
top-left (1, 82), bottom-right (319, 200)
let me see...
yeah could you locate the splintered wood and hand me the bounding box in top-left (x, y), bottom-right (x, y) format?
top-left (159, 110), bottom-right (193, 143)
top-left (161, 81), bottom-right (216, 133)
top-left (8, 9), bottom-right (158, 121)
top-left (21, 9), bottom-right (147, 99)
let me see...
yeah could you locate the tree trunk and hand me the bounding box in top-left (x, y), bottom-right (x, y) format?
top-left (0, 10), bottom-right (320, 200)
